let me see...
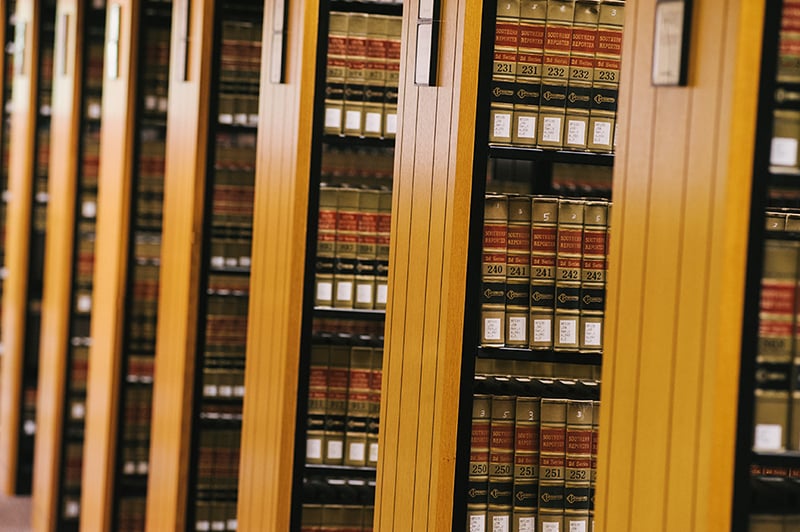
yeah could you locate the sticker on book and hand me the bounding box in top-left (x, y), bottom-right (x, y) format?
top-left (212, 520), bottom-right (226, 531)
top-left (356, 284), bottom-right (373, 304)
top-left (484, 318), bottom-right (502, 341)
top-left (385, 113), bottom-right (398, 135)
top-left (469, 514), bottom-right (486, 532)
top-left (493, 112), bottom-right (512, 139)
top-left (533, 319), bottom-right (552, 343)
top-left (492, 515), bottom-right (509, 532)
top-left (567, 120), bottom-right (587, 146)
top-left (541, 117), bottom-right (562, 143)
top-left (517, 116), bottom-right (537, 139)
top-left (349, 442), bottom-right (366, 462)
top-left (327, 440), bottom-right (344, 460)
top-left (771, 137), bottom-right (799, 167)
top-left (518, 517), bottom-right (535, 532)
top-left (542, 522), bottom-right (560, 532)
top-left (307, 439), bottom-right (323, 460)
top-left (559, 319), bottom-right (577, 344)
top-left (316, 282), bottom-right (333, 303)
top-left (569, 521), bottom-right (586, 532)
top-left (325, 107), bottom-right (343, 129)
top-left (345, 110), bottom-right (362, 132)
top-left (754, 423), bottom-right (783, 451)
top-left (336, 282), bottom-right (353, 302)
top-left (583, 322), bottom-right (602, 346)
top-left (365, 112), bottom-right (382, 134)
top-left (508, 317), bottom-right (528, 342)
top-left (369, 442), bottom-right (379, 463)
top-left (592, 121), bottom-right (612, 146)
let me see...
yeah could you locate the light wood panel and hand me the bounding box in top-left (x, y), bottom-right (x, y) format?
top-left (595, 0), bottom-right (763, 530)
top-left (31, 0), bottom-right (82, 528)
top-left (80, 0), bottom-right (139, 529)
top-left (144, 0), bottom-right (214, 528)
top-left (0, 0), bottom-right (39, 495)
top-left (374, 0), bottom-right (482, 528)
top-left (235, 0), bottom-right (317, 527)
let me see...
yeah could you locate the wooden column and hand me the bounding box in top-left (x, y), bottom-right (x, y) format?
top-left (144, 0), bottom-right (213, 528)
top-left (0, 0), bottom-right (39, 495)
top-left (80, 0), bottom-right (139, 529)
top-left (595, 0), bottom-right (763, 530)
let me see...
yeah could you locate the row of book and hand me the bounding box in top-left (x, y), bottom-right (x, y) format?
top-left (754, 210), bottom-right (800, 453)
top-left (205, 295), bottom-right (249, 360)
top-left (749, 466), bottom-right (800, 531)
top-left (196, 423), bottom-right (242, 492)
top-left (489, 0), bottom-right (624, 152)
top-left (306, 332), bottom-right (383, 468)
top-left (195, 500), bottom-right (239, 532)
top-left (468, 376), bottom-right (600, 532)
top-left (118, 497), bottom-right (147, 531)
top-left (315, 185), bottom-right (392, 310)
top-left (481, 194), bottom-right (610, 352)
top-left (219, 20), bottom-right (261, 127)
top-left (202, 365), bottom-right (246, 400)
top-left (301, 478), bottom-right (376, 531)
top-left (211, 132), bottom-right (256, 233)
top-left (324, 12), bottom-right (402, 139)
top-left (321, 145), bottom-right (395, 186)
top-left (770, 1), bottom-right (800, 173)
top-left (120, 385), bottom-right (154, 478)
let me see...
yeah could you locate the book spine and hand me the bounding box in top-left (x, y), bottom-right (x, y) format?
top-left (754, 239), bottom-right (799, 452)
top-left (324, 13), bottom-right (349, 135)
top-left (468, 380), bottom-right (492, 532)
top-left (307, 339), bottom-right (330, 464)
top-left (579, 200), bottom-right (608, 353)
top-left (363, 15), bottom-right (388, 138)
top-left (384, 16), bottom-right (402, 138)
top-left (482, 195), bottom-right (510, 346)
top-left (588, 1), bottom-right (624, 153)
top-left (489, 0), bottom-right (521, 144)
top-left (334, 188), bottom-right (361, 308)
top-left (564, 399), bottom-right (593, 532)
top-left (325, 339), bottom-right (352, 464)
top-left (316, 185), bottom-right (338, 307)
top-left (538, 396), bottom-right (567, 532)
top-left (367, 343), bottom-right (383, 466)
top-left (554, 199), bottom-right (585, 351)
top-left (343, 14), bottom-right (368, 137)
top-left (355, 189), bottom-right (380, 309)
top-left (529, 196), bottom-right (559, 350)
top-left (344, 342), bottom-right (373, 466)
top-left (506, 196), bottom-right (532, 347)
top-left (488, 379), bottom-right (516, 532)
top-left (513, 383), bottom-right (540, 532)
top-left (590, 394), bottom-right (599, 530)
top-left (513, 0), bottom-right (546, 146)
top-left (375, 189), bottom-right (392, 309)
top-left (564, 1), bottom-right (599, 150)
top-left (537, 0), bottom-right (576, 149)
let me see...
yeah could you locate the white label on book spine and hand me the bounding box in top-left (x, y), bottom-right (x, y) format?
top-left (349, 442), bottom-right (366, 462)
top-left (365, 112), bottom-right (382, 133)
top-left (356, 284), bottom-right (373, 304)
top-left (508, 317), bottom-right (527, 342)
top-left (78, 294), bottom-right (92, 313)
top-left (517, 116), bottom-right (536, 139)
top-left (543, 523), bottom-right (560, 532)
top-left (492, 515), bottom-right (509, 532)
top-left (324, 107), bottom-right (342, 129)
top-left (71, 402), bottom-right (85, 420)
top-left (327, 440), bottom-right (344, 459)
top-left (469, 514), bottom-right (486, 532)
top-left (376, 283), bottom-right (388, 305)
top-left (518, 517), bottom-right (535, 532)
top-left (24, 420), bottom-right (36, 435)
top-left (559, 319), bottom-right (577, 345)
top-left (567, 120), bottom-right (586, 146)
top-left (592, 121), bottom-right (612, 146)
top-left (145, 95), bottom-right (157, 111)
top-left (82, 200), bottom-right (97, 218)
top-left (316, 282), bottom-right (333, 302)
top-left (385, 113), bottom-right (398, 134)
top-left (211, 256), bottom-right (225, 268)
top-left (307, 438), bottom-right (323, 459)
top-left (570, 522), bottom-right (586, 532)
top-left (533, 319), bottom-right (552, 342)
top-left (227, 520), bottom-right (238, 530)
top-left (771, 137), bottom-right (799, 167)
top-left (484, 318), bottom-right (502, 341)
top-left (584, 322), bottom-right (602, 346)
top-left (493, 112), bottom-right (512, 139)
top-left (65, 500), bottom-right (80, 518)
top-left (123, 461), bottom-right (136, 474)
top-left (137, 461), bottom-right (149, 475)
top-left (345, 110), bottom-right (362, 131)
top-left (369, 442), bottom-right (379, 463)
top-left (219, 385), bottom-right (233, 397)
top-left (196, 521), bottom-right (210, 532)
top-left (336, 281), bottom-right (353, 302)
top-left (754, 424), bottom-right (783, 451)
top-left (212, 521), bottom-right (225, 531)
top-left (204, 384), bottom-right (218, 397)
top-left (542, 117), bottom-right (562, 142)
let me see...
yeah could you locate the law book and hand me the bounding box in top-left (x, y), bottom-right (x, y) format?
top-left (585, 381), bottom-right (600, 530)
top-left (488, 377), bottom-right (516, 532)
top-left (355, 188), bottom-right (380, 309)
top-left (343, 13), bottom-right (368, 137)
top-left (367, 339), bottom-right (383, 467)
top-left (506, 196), bottom-right (532, 347)
top-left (324, 13), bottom-right (349, 135)
top-left (489, 0), bottom-right (521, 144)
top-left (482, 195), bottom-right (510, 346)
top-left (579, 200), bottom-right (608, 353)
top-left (513, 378), bottom-right (542, 532)
top-left (537, 0), bottom-right (576, 149)
top-left (778, 0), bottom-right (800, 83)
top-left (468, 376), bottom-right (492, 532)
top-left (375, 188), bottom-right (392, 309)
top-left (554, 199), bottom-right (584, 351)
top-left (770, 109), bottom-right (800, 172)
top-left (307, 334), bottom-right (331, 465)
top-left (587, 1), bottom-right (624, 153)
top-left (538, 382), bottom-right (567, 532)
top-left (384, 16), bottom-right (402, 139)
top-left (363, 15), bottom-right (389, 138)
top-left (334, 187), bottom-right (360, 308)
top-left (564, 391), bottom-right (593, 532)
top-left (512, 0), bottom-right (546, 146)
top-left (754, 239), bottom-right (799, 452)
top-left (324, 334), bottom-right (351, 465)
top-left (563, 1), bottom-right (599, 150)
top-left (344, 338), bottom-right (372, 466)
top-left (529, 196), bottom-right (559, 350)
